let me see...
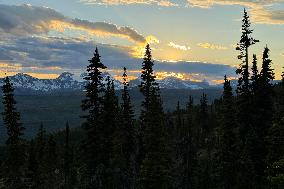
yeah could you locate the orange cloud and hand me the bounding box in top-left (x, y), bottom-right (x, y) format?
top-left (0, 72), bottom-right (59, 79)
top-left (0, 62), bottom-right (22, 71)
top-left (131, 35), bottom-right (160, 58)
top-left (25, 73), bottom-right (60, 79)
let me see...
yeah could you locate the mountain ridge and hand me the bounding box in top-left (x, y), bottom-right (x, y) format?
top-left (0, 72), bottom-right (220, 92)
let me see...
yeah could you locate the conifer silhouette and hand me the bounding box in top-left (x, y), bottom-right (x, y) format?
top-left (81, 47), bottom-right (107, 188)
top-left (1, 76), bottom-right (26, 189)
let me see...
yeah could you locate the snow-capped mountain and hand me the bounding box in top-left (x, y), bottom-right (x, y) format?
top-left (0, 72), bottom-right (213, 92)
top-left (129, 77), bottom-right (210, 90)
top-left (0, 72), bottom-right (83, 92)
top-left (0, 72), bottom-right (123, 92)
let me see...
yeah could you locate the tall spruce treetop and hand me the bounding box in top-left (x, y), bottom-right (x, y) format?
top-left (236, 9), bottom-right (259, 95)
top-left (254, 46), bottom-right (275, 137)
top-left (260, 46), bottom-right (275, 84)
top-left (139, 44), bottom-right (157, 110)
top-left (81, 47), bottom-right (107, 117)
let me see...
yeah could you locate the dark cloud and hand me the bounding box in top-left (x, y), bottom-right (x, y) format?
top-left (154, 61), bottom-right (235, 76)
top-left (0, 4), bottom-right (64, 35)
top-left (0, 4), bottom-right (146, 43)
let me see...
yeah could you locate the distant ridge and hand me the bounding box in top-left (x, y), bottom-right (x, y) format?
top-left (0, 72), bottom-right (228, 93)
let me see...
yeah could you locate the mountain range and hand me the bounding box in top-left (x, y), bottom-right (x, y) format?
top-left (0, 72), bottom-right (218, 92)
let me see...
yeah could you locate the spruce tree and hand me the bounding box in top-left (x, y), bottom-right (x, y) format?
top-left (140, 88), bottom-right (172, 189)
top-left (99, 77), bottom-right (120, 188)
top-left (112, 67), bottom-right (136, 188)
top-left (236, 8), bottom-right (259, 95)
top-left (196, 93), bottom-right (214, 189)
top-left (102, 77), bottom-right (119, 161)
top-left (199, 93), bottom-right (209, 144)
top-left (218, 76), bottom-right (238, 189)
top-left (81, 47), bottom-right (107, 187)
top-left (235, 9), bottom-right (259, 143)
top-left (120, 67), bottom-right (135, 166)
top-left (137, 44), bottom-right (158, 177)
top-left (172, 101), bottom-right (183, 188)
top-left (235, 10), bottom-right (259, 188)
top-left (139, 44), bottom-right (157, 113)
top-left (1, 76), bottom-right (26, 189)
top-left (251, 54), bottom-right (259, 94)
top-left (252, 46), bottom-right (275, 187)
top-left (182, 95), bottom-right (196, 189)
top-left (173, 98), bottom-right (196, 189)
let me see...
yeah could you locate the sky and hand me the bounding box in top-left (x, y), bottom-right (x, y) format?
top-left (0, 0), bottom-right (283, 84)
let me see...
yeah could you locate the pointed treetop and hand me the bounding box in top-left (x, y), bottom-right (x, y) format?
top-left (260, 45), bottom-right (274, 81)
top-left (122, 67), bottom-right (129, 86)
top-left (282, 68), bottom-right (284, 82)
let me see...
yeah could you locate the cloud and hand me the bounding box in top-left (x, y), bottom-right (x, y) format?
top-left (80, 0), bottom-right (284, 25)
top-left (0, 35), bottom-right (236, 82)
top-left (198, 42), bottom-right (227, 50)
top-left (154, 61), bottom-right (235, 76)
top-left (187, 0), bottom-right (284, 25)
top-left (80, 0), bottom-right (179, 7)
top-left (168, 42), bottom-right (191, 51)
top-left (0, 4), bottom-right (147, 43)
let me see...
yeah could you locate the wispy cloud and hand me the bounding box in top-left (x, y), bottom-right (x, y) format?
top-left (187, 0), bottom-right (284, 25)
top-left (168, 42), bottom-right (191, 51)
top-left (198, 42), bottom-right (227, 50)
top-left (80, 0), bottom-right (179, 7)
top-left (0, 4), bottom-right (149, 44)
top-left (80, 0), bottom-right (284, 25)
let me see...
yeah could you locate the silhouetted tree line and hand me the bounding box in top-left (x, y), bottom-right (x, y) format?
top-left (0, 9), bottom-right (283, 189)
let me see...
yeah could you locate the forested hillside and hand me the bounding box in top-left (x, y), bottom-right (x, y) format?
top-left (0, 10), bottom-right (283, 189)
top-left (0, 88), bottom-right (222, 143)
